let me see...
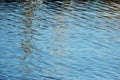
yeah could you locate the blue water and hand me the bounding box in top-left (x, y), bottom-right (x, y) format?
top-left (0, 0), bottom-right (120, 80)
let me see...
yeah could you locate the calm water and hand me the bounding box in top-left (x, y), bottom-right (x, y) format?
top-left (0, 0), bottom-right (120, 80)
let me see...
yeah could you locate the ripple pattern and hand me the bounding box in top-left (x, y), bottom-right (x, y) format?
top-left (0, 0), bottom-right (120, 80)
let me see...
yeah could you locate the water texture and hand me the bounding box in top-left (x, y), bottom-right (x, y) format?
top-left (0, 0), bottom-right (120, 80)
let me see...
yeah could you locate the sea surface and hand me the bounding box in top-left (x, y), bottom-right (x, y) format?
top-left (0, 0), bottom-right (120, 80)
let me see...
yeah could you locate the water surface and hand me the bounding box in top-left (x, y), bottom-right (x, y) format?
top-left (0, 0), bottom-right (120, 80)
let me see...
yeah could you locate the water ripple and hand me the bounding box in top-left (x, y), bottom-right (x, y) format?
top-left (0, 0), bottom-right (120, 80)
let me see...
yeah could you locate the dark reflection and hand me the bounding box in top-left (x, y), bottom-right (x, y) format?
top-left (19, 2), bottom-right (37, 79)
top-left (105, 0), bottom-right (120, 3)
top-left (0, 0), bottom-right (24, 2)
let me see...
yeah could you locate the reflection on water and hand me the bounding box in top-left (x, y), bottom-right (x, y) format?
top-left (20, 2), bottom-right (35, 79)
top-left (0, 0), bottom-right (120, 80)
